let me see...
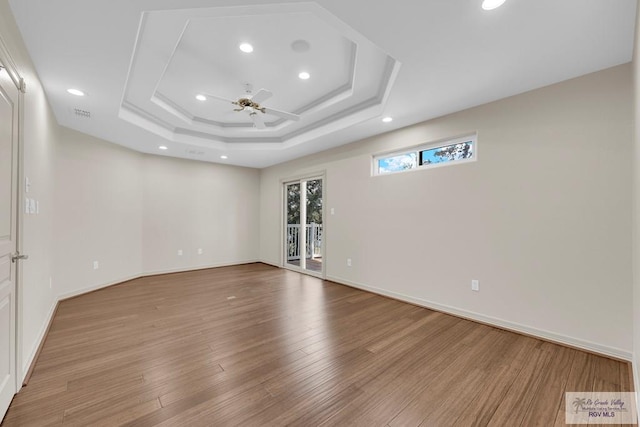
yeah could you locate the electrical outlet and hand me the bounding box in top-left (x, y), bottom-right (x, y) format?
top-left (197, 248), bottom-right (203, 255)
top-left (177, 249), bottom-right (183, 256)
top-left (330, 208), bottom-right (335, 215)
top-left (347, 258), bottom-right (352, 267)
top-left (93, 261), bottom-right (99, 270)
top-left (471, 279), bottom-right (479, 292)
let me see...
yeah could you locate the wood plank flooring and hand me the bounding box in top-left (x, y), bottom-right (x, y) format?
top-left (2, 263), bottom-right (634, 426)
top-left (286, 258), bottom-right (323, 273)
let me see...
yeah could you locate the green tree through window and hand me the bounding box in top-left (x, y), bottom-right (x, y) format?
top-left (287, 180), bottom-right (322, 225)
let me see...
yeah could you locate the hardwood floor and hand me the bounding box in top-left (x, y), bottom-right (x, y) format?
top-left (2, 263), bottom-right (634, 426)
top-left (286, 258), bottom-right (323, 273)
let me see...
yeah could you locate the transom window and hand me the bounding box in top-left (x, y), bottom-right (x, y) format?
top-left (373, 134), bottom-right (477, 176)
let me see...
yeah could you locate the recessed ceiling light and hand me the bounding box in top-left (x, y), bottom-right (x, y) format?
top-left (298, 72), bottom-right (310, 80)
top-left (220, 155), bottom-right (228, 159)
top-left (239, 43), bottom-right (254, 53)
top-left (482, 0), bottom-right (507, 10)
top-left (158, 145), bottom-right (168, 150)
top-left (67, 88), bottom-right (85, 96)
top-left (196, 94), bottom-right (207, 101)
top-left (382, 117), bottom-right (393, 123)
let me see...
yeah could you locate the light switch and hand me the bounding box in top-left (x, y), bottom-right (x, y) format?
top-left (29, 199), bottom-right (36, 214)
top-left (25, 198), bottom-right (30, 214)
top-left (330, 208), bottom-right (335, 215)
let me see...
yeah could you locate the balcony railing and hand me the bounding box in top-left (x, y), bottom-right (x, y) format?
top-left (287, 223), bottom-right (322, 261)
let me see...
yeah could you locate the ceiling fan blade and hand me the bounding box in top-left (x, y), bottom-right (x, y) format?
top-left (200, 93), bottom-right (236, 104)
top-left (250, 89), bottom-right (273, 104)
top-left (250, 112), bottom-right (266, 129)
top-left (263, 107), bottom-right (300, 121)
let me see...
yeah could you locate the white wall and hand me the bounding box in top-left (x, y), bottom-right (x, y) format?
top-left (19, 84), bottom-right (57, 377)
top-left (141, 155), bottom-right (260, 274)
top-left (0, 0), bottom-right (57, 378)
top-left (261, 64), bottom-right (634, 359)
top-left (53, 133), bottom-right (261, 296)
top-left (53, 128), bottom-right (143, 298)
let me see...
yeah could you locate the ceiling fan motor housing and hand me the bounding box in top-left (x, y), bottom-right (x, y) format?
top-left (236, 98), bottom-right (265, 113)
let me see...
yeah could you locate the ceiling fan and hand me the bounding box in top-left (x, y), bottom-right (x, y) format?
top-left (202, 84), bottom-right (300, 129)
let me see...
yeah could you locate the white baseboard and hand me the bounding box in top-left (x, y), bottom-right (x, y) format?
top-left (634, 360), bottom-right (639, 409)
top-left (21, 297), bottom-right (57, 381)
top-left (57, 273), bottom-right (142, 301)
top-left (143, 259), bottom-right (260, 277)
top-left (326, 275), bottom-right (633, 361)
top-left (56, 260), bottom-right (261, 301)
top-left (258, 259), bottom-right (280, 268)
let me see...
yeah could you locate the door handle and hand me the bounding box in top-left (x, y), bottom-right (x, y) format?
top-left (11, 252), bottom-right (29, 263)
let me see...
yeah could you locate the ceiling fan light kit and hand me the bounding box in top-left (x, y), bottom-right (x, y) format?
top-left (203, 85), bottom-right (300, 130)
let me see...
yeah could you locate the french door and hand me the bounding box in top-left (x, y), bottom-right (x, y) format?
top-left (284, 177), bottom-right (324, 277)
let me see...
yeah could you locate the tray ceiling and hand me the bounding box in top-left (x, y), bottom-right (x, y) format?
top-left (122, 4), bottom-right (399, 150)
top-left (7, 0), bottom-right (637, 167)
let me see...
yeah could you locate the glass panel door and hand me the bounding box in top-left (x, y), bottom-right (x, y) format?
top-left (284, 177), bottom-right (324, 276)
top-left (305, 179), bottom-right (323, 274)
top-left (285, 182), bottom-right (303, 270)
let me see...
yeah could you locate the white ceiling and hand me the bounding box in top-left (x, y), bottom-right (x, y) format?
top-left (8, 0), bottom-right (637, 168)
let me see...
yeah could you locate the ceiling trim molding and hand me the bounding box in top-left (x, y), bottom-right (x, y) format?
top-left (123, 54), bottom-right (398, 147)
top-left (377, 55), bottom-right (402, 105)
top-left (151, 40), bottom-right (359, 130)
top-left (174, 127), bottom-right (283, 144)
top-left (151, 92), bottom-right (194, 125)
top-left (261, 41), bottom-right (359, 127)
top-left (0, 34), bottom-right (25, 93)
top-left (263, 53), bottom-right (399, 144)
top-left (118, 2), bottom-right (400, 150)
top-left (120, 100), bottom-right (175, 133)
top-left (120, 11), bottom-right (150, 104)
top-left (280, 95), bottom-right (381, 141)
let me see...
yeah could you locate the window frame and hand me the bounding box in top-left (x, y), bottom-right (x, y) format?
top-left (372, 133), bottom-right (477, 176)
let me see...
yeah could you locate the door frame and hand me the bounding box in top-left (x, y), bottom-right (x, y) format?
top-left (0, 34), bottom-right (26, 394)
top-left (280, 171), bottom-right (326, 279)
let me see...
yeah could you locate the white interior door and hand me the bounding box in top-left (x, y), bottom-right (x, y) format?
top-left (0, 64), bottom-right (19, 419)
